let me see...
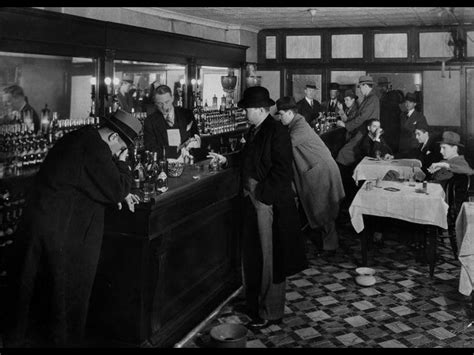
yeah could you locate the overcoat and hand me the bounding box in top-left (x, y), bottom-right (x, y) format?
top-left (8, 126), bottom-right (132, 346)
top-left (241, 115), bottom-right (307, 283)
top-left (399, 110), bottom-right (428, 155)
top-left (288, 114), bottom-right (345, 228)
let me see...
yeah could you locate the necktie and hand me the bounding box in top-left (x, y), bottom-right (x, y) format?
top-left (166, 113), bottom-right (174, 127)
top-left (310, 100), bottom-right (313, 108)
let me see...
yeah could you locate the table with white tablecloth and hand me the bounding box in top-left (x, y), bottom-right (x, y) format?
top-left (349, 180), bottom-right (449, 276)
top-left (456, 202), bottom-right (474, 296)
top-left (352, 157), bottom-right (425, 183)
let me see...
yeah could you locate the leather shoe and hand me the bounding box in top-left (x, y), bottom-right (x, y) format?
top-left (247, 317), bottom-right (282, 329)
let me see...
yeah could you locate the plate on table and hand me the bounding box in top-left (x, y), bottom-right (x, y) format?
top-left (383, 187), bottom-right (400, 192)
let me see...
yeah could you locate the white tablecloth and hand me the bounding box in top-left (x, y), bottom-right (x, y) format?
top-left (456, 202), bottom-right (474, 296)
top-left (352, 157), bottom-right (425, 183)
top-left (349, 180), bottom-right (448, 234)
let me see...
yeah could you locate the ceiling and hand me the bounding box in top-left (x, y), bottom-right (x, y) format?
top-left (156, 7), bottom-right (474, 31)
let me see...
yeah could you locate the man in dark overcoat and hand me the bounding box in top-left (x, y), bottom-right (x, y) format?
top-left (5, 110), bottom-right (141, 347)
top-left (144, 84), bottom-right (206, 161)
top-left (398, 92), bottom-right (428, 157)
top-left (295, 84), bottom-right (321, 127)
top-left (321, 82), bottom-right (342, 114)
top-left (239, 86), bottom-right (307, 329)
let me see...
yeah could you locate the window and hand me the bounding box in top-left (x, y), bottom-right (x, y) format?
top-left (265, 36), bottom-right (277, 59)
top-left (419, 32), bottom-right (452, 58)
top-left (331, 34), bottom-right (363, 58)
top-left (374, 33), bottom-right (408, 58)
top-left (286, 35), bottom-right (321, 59)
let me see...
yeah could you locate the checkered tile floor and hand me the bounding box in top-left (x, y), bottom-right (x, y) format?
top-left (180, 223), bottom-right (474, 348)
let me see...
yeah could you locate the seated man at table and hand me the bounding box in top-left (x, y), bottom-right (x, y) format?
top-left (428, 131), bottom-right (474, 186)
top-left (144, 85), bottom-right (207, 161)
top-left (359, 118), bottom-right (394, 160)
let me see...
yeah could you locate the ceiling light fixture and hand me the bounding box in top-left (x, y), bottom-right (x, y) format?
top-left (308, 9), bottom-right (317, 23)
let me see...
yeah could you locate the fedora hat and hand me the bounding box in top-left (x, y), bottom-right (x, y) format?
top-left (122, 73), bottom-right (134, 84)
top-left (238, 86), bottom-right (275, 109)
top-left (377, 77), bottom-right (390, 85)
top-left (343, 89), bottom-right (358, 100)
top-left (103, 109), bottom-right (141, 146)
top-left (358, 75), bottom-right (374, 85)
top-left (405, 92), bottom-right (418, 103)
top-left (329, 82), bottom-right (340, 91)
top-left (305, 84), bottom-right (318, 90)
top-left (438, 131), bottom-right (464, 147)
top-left (276, 96), bottom-right (297, 112)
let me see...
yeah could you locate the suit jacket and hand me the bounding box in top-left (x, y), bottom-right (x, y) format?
top-left (241, 115), bottom-right (307, 283)
top-left (359, 133), bottom-right (393, 158)
top-left (405, 134), bottom-right (442, 178)
top-left (296, 98), bottom-right (321, 125)
top-left (144, 107), bottom-right (202, 160)
top-left (288, 114), bottom-right (345, 228)
top-left (399, 110), bottom-right (428, 155)
top-left (345, 90), bottom-right (380, 135)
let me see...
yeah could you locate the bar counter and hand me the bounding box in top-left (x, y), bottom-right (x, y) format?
top-left (86, 160), bottom-right (243, 347)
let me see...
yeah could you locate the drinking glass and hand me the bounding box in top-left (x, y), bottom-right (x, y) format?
top-left (143, 182), bottom-right (154, 202)
top-left (375, 150), bottom-right (381, 160)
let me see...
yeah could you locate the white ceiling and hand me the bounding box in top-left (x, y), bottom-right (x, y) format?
top-left (154, 7), bottom-right (474, 31)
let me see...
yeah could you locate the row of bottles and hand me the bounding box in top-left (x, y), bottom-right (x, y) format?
top-left (131, 148), bottom-right (169, 195)
top-left (0, 189), bottom-right (25, 280)
top-left (192, 101), bottom-right (248, 136)
top-left (314, 112), bottom-right (341, 135)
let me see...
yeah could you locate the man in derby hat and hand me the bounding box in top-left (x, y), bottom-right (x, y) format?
top-left (238, 87), bottom-right (307, 329)
top-left (322, 82), bottom-right (342, 114)
top-left (275, 96), bottom-right (344, 257)
top-left (398, 92), bottom-right (428, 157)
top-left (5, 109), bottom-right (141, 347)
top-left (428, 131), bottom-right (474, 183)
top-left (336, 75), bottom-right (380, 202)
top-left (296, 83), bottom-right (322, 126)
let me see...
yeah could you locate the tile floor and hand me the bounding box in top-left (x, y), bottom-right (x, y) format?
top-left (180, 223), bottom-right (474, 348)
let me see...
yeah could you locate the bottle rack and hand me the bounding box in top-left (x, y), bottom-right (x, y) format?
top-left (193, 106), bottom-right (248, 137)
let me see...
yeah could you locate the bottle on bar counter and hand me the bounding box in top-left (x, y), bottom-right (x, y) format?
top-left (156, 148), bottom-right (168, 191)
top-left (132, 149), bottom-right (145, 189)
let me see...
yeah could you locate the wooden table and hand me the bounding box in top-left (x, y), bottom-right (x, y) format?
top-left (349, 180), bottom-right (449, 277)
top-left (352, 157), bottom-right (425, 183)
top-left (456, 202), bottom-right (474, 296)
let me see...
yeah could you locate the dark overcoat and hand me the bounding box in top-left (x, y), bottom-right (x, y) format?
top-left (8, 126), bottom-right (132, 346)
top-left (399, 110), bottom-right (428, 155)
top-left (296, 98), bottom-right (321, 125)
top-left (241, 115), bottom-right (307, 283)
top-left (379, 90), bottom-right (402, 153)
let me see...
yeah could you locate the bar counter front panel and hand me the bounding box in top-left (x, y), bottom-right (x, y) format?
top-left (87, 161), bottom-right (242, 347)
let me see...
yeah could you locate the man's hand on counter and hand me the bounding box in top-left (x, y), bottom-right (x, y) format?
top-left (207, 152), bottom-right (227, 167)
top-left (117, 193), bottom-right (141, 212)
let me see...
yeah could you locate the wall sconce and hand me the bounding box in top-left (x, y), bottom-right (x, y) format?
top-left (414, 73), bottom-right (422, 92)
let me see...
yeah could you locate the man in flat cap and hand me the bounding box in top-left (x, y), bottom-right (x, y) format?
top-left (336, 75), bottom-right (380, 201)
top-left (5, 110), bottom-right (141, 347)
top-left (322, 82), bottom-right (342, 114)
top-left (238, 87), bottom-right (307, 330)
top-left (296, 84), bottom-right (322, 127)
top-left (275, 96), bottom-right (345, 257)
top-left (398, 92), bottom-right (428, 157)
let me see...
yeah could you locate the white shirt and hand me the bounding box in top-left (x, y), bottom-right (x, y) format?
top-left (305, 97), bottom-right (314, 107)
top-left (407, 108), bottom-right (415, 118)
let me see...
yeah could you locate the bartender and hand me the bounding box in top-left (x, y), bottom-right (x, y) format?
top-left (143, 84), bottom-right (207, 161)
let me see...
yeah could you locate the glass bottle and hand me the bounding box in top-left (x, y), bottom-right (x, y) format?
top-left (133, 151), bottom-right (145, 189)
top-left (156, 160), bottom-right (168, 190)
top-left (212, 94), bottom-right (218, 108)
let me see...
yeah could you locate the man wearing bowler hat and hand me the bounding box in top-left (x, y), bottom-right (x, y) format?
top-left (296, 84), bottom-right (322, 126)
top-left (238, 86), bottom-right (307, 329)
top-left (322, 82), bottom-right (342, 114)
top-left (5, 110), bottom-right (141, 347)
top-left (428, 131), bottom-right (474, 184)
top-left (398, 92), bottom-right (428, 157)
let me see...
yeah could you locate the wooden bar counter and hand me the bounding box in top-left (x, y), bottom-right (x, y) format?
top-left (86, 160), bottom-right (243, 347)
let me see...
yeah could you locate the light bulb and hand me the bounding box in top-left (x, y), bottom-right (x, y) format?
top-left (113, 77), bottom-right (120, 86)
top-left (104, 77), bottom-right (112, 85)
top-left (191, 79), bottom-right (197, 86)
top-left (197, 79), bottom-right (202, 86)
top-left (180, 78), bottom-right (186, 86)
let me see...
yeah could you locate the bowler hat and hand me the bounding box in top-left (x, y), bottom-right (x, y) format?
top-left (377, 77), bottom-right (390, 86)
top-left (276, 96), bottom-right (297, 112)
top-left (306, 84), bottom-right (318, 90)
top-left (329, 82), bottom-right (340, 90)
top-left (103, 109), bottom-right (142, 146)
top-left (343, 89), bottom-right (358, 100)
top-left (438, 131), bottom-right (464, 147)
top-left (405, 92), bottom-right (417, 103)
top-left (238, 86), bottom-right (275, 109)
top-left (358, 75), bottom-right (374, 85)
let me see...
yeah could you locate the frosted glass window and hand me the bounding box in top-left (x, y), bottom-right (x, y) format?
top-left (374, 33), bottom-right (407, 58)
top-left (286, 35), bottom-right (321, 59)
top-left (259, 70), bottom-right (280, 102)
top-left (265, 36), bottom-right (276, 59)
top-left (291, 74), bottom-right (322, 102)
top-left (331, 34), bottom-right (363, 58)
top-left (467, 31), bottom-right (474, 57)
top-left (419, 32), bottom-right (452, 58)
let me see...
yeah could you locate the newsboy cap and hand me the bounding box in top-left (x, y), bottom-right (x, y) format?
top-left (238, 86), bottom-right (275, 109)
top-left (276, 96), bottom-right (297, 112)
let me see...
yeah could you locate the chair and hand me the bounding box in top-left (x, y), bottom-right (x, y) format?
top-left (443, 174), bottom-right (471, 259)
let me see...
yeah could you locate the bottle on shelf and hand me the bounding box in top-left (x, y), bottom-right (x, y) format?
top-left (212, 94), bottom-right (218, 108)
top-left (40, 104), bottom-right (51, 135)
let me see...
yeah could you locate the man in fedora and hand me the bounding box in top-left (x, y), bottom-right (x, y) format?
top-left (275, 96), bottom-right (345, 257)
top-left (238, 87), bottom-right (307, 329)
top-left (398, 92), bottom-right (428, 157)
top-left (335, 75), bottom-right (380, 201)
top-left (296, 84), bottom-right (321, 127)
top-left (117, 73), bottom-right (136, 113)
top-left (428, 131), bottom-right (474, 184)
top-left (5, 109), bottom-right (141, 347)
top-left (322, 82), bottom-right (342, 114)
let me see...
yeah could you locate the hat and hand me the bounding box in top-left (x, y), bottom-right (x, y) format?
top-left (405, 92), bottom-right (417, 103)
top-left (329, 82), bottom-right (339, 91)
top-left (122, 73), bottom-right (134, 84)
top-left (358, 75), bottom-right (374, 85)
top-left (377, 77), bottom-right (390, 86)
top-left (438, 131), bottom-right (464, 147)
top-left (103, 109), bottom-right (142, 146)
top-left (305, 84), bottom-right (318, 90)
top-left (414, 121), bottom-right (430, 133)
top-left (276, 96), bottom-right (297, 112)
top-left (343, 89), bottom-right (358, 100)
top-left (238, 86), bottom-right (275, 109)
